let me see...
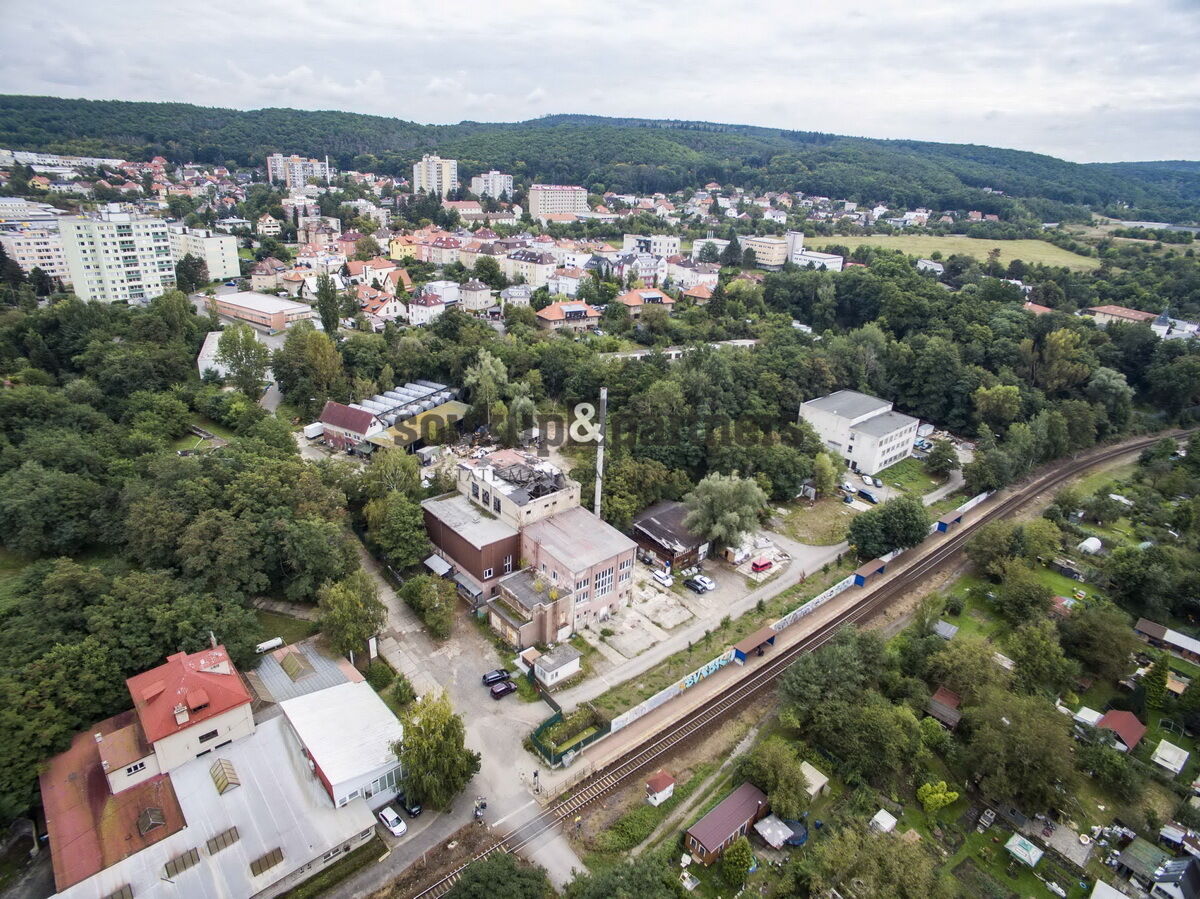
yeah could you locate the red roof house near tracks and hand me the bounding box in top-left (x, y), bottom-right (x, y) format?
top-left (1098, 710), bottom-right (1147, 752)
top-left (685, 782), bottom-right (768, 864)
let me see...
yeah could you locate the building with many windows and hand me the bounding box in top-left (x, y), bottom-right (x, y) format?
top-left (167, 225), bottom-right (240, 281)
top-left (266, 153), bottom-right (331, 188)
top-left (527, 184), bottom-right (588, 219)
top-left (39, 646), bottom-right (386, 899)
top-left (60, 208), bottom-right (176, 303)
top-left (412, 154), bottom-right (459, 197)
top-left (469, 170), bottom-right (513, 198)
top-left (0, 228), bottom-right (70, 282)
top-left (621, 234), bottom-right (681, 257)
top-left (799, 389), bottom-right (918, 475)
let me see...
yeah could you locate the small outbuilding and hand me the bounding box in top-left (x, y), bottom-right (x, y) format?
top-left (733, 626), bottom-right (778, 664)
top-left (533, 644), bottom-right (582, 687)
top-left (645, 770), bottom-right (675, 806)
top-left (1097, 710), bottom-right (1146, 752)
top-left (853, 558), bottom-right (888, 587)
top-left (1005, 834), bottom-right (1044, 868)
top-left (1153, 739), bottom-right (1191, 775)
top-left (800, 761), bottom-right (829, 799)
top-left (753, 814), bottom-right (795, 849)
top-left (869, 809), bottom-right (897, 833)
top-left (933, 620), bottom-right (959, 641)
top-left (935, 509), bottom-right (964, 532)
top-left (926, 686), bottom-right (963, 729)
top-left (1078, 536), bottom-right (1103, 555)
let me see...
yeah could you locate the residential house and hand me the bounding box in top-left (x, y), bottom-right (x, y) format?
top-left (500, 284), bottom-right (533, 308)
top-left (503, 249), bottom-right (556, 289)
top-left (355, 285), bottom-right (404, 325)
top-left (317, 401), bottom-right (385, 450)
top-left (406, 292), bottom-right (446, 326)
top-left (547, 267), bottom-right (586, 297)
top-left (630, 500), bottom-right (709, 571)
top-left (1097, 710), bottom-right (1147, 752)
top-left (617, 287), bottom-right (675, 318)
top-left (622, 234), bottom-right (681, 257)
top-left (799, 389), bottom-right (919, 475)
top-left (459, 279), bottom-right (495, 312)
top-left (256, 214), bottom-right (282, 236)
top-left (345, 256), bottom-right (398, 286)
top-left (536, 300), bottom-right (601, 332)
top-left (682, 283), bottom-right (713, 304)
top-left (426, 236), bottom-right (462, 266)
top-left (248, 256), bottom-right (288, 291)
top-left (685, 782), bottom-right (768, 865)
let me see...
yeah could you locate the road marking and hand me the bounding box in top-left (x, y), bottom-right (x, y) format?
top-left (491, 799), bottom-right (537, 828)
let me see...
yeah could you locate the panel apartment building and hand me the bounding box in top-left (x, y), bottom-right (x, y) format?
top-left (0, 228), bottom-right (71, 283)
top-left (168, 225), bottom-right (240, 281)
top-left (469, 170), bottom-right (513, 198)
top-left (527, 184), bottom-right (589, 218)
top-left (799, 389), bottom-right (918, 475)
top-left (412, 155), bottom-right (459, 197)
top-left (60, 208), bottom-right (176, 303)
top-left (266, 153), bottom-right (331, 188)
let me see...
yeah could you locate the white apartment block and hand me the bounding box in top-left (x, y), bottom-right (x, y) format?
top-left (0, 229), bottom-right (70, 282)
top-left (799, 390), bottom-right (918, 476)
top-left (168, 225), bottom-right (240, 280)
top-left (622, 234), bottom-right (681, 257)
top-left (470, 170), bottom-right (513, 198)
top-left (412, 155), bottom-right (459, 197)
top-left (527, 184), bottom-right (589, 218)
top-left (690, 237), bottom-right (729, 260)
top-left (266, 153), bottom-right (331, 188)
top-left (60, 209), bottom-right (176, 304)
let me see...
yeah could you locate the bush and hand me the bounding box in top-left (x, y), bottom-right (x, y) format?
top-left (390, 673), bottom-right (417, 708)
top-left (365, 661), bottom-right (395, 692)
top-left (944, 593), bottom-right (965, 616)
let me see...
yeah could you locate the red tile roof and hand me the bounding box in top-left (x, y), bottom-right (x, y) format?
top-left (684, 284), bottom-right (713, 300)
top-left (127, 646), bottom-right (251, 744)
top-left (536, 301), bottom-right (600, 322)
top-left (617, 288), bottom-right (673, 308)
top-left (319, 400), bottom-right (378, 435)
top-left (646, 770), bottom-right (675, 793)
top-left (1087, 305), bottom-right (1157, 322)
top-left (1098, 710), bottom-right (1147, 750)
top-left (931, 686), bottom-right (961, 709)
top-left (40, 710), bottom-right (186, 890)
top-left (1022, 301), bottom-right (1054, 315)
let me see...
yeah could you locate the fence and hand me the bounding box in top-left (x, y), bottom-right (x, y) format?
top-left (530, 707), bottom-right (613, 767)
top-left (772, 575), bottom-right (856, 632)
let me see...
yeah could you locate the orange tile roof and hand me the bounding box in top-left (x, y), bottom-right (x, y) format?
top-left (537, 301), bottom-right (600, 321)
top-left (126, 647), bottom-right (250, 744)
top-left (1087, 304), bottom-right (1157, 322)
top-left (683, 284), bottom-right (713, 300)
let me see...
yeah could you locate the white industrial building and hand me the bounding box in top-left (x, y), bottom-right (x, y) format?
top-left (279, 681), bottom-right (406, 808)
top-left (799, 389), bottom-right (918, 475)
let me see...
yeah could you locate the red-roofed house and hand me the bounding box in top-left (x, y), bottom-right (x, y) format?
top-left (345, 256), bottom-right (398, 286)
top-left (683, 283), bottom-right (713, 304)
top-left (1022, 301), bottom-right (1054, 315)
top-left (318, 401), bottom-right (384, 449)
top-left (385, 267), bottom-right (413, 294)
top-left (617, 288), bottom-right (675, 318)
top-left (536, 301), bottom-right (601, 332)
top-left (685, 782), bottom-right (768, 864)
top-left (1098, 709), bottom-right (1147, 752)
top-left (127, 646), bottom-right (255, 769)
top-left (646, 770), bottom-right (675, 806)
top-left (1087, 305), bottom-right (1158, 326)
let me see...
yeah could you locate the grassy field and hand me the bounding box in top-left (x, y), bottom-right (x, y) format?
top-left (780, 498), bottom-right (857, 545)
top-left (255, 610), bottom-right (317, 646)
top-left (806, 235), bottom-right (1101, 271)
top-left (877, 457), bottom-right (943, 497)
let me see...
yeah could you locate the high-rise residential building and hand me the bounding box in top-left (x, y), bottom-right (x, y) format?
top-left (469, 170), bottom-right (513, 198)
top-left (412, 154), bottom-right (459, 197)
top-left (0, 229), bottom-right (71, 283)
top-left (265, 153), bottom-right (331, 188)
top-left (527, 184), bottom-right (589, 218)
top-left (60, 208), bottom-right (176, 303)
top-left (167, 224), bottom-right (240, 281)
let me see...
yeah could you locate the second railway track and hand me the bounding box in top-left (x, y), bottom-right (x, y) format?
top-left (407, 431), bottom-right (1186, 898)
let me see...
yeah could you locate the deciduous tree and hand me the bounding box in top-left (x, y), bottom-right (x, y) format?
top-left (318, 570), bottom-right (387, 657)
top-left (216, 323), bottom-right (270, 396)
top-left (683, 472), bottom-right (767, 551)
top-left (396, 691), bottom-right (480, 809)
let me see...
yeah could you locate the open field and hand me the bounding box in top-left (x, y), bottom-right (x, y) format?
top-left (806, 235), bottom-right (1101, 271)
top-left (255, 610), bottom-right (317, 646)
top-left (779, 498), bottom-right (857, 545)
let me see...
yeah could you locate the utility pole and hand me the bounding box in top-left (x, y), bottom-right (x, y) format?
top-left (593, 387), bottom-right (607, 517)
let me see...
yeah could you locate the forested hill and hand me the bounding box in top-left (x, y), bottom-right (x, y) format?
top-left (2, 95), bottom-right (1198, 222)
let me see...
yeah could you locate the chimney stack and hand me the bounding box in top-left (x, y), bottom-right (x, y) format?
top-left (173, 704), bottom-right (189, 725)
top-left (593, 387), bottom-right (607, 517)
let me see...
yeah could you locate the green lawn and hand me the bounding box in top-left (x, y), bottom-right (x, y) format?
top-left (1071, 462), bottom-right (1138, 496)
top-left (806, 235), bottom-right (1101, 271)
top-left (780, 498), bottom-right (857, 545)
top-left (877, 457), bottom-right (943, 498)
top-left (255, 610), bottom-right (317, 646)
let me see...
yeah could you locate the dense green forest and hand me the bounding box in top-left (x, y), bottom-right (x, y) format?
top-left (3, 96), bottom-right (1199, 222)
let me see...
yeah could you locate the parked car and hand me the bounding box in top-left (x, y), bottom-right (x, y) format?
top-left (490, 680), bottom-right (518, 700)
top-left (378, 806), bottom-right (407, 837)
top-left (397, 792), bottom-right (422, 817)
top-left (858, 489), bottom-right (879, 504)
top-left (224, 280), bottom-right (238, 287)
top-left (683, 577), bottom-right (707, 594)
top-left (843, 494), bottom-right (855, 504)
top-left (481, 669), bottom-right (511, 686)
top-left (652, 569), bottom-right (674, 588)
top-left (694, 575), bottom-right (716, 591)
top-left (860, 473), bottom-right (874, 486)
top-left (751, 558), bottom-right (773, 573)
top-left (870, 476), bottom-right (884, 488)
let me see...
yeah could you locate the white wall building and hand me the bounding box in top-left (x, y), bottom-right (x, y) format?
top-left (622, 234), bottom-right (681, 257)
top-left (412, 155), bottom-right (459, 197)
top-left (793, 249), bottom-right (844, 271)
top-left (168, 225), bottom-right (240, 281)
top-left (470, 170), bottom-right (513, 198)
top-left (60, 208), bottom-right (176, 303)
top-left (690, 236), bottom-right (729, 260)
top-left (527, 185), bottom-right (588, 218)
top-left (799, 389), bottom-right (918, 475)
top-left (0, 228), bottom-right (70, 282)
top-left (266, 153), bottom-right (331, 188)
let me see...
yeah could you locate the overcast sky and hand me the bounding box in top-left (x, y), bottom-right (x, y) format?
top-left (2, 0), bottom-right (1197, 163)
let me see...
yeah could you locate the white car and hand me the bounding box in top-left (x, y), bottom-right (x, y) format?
top-left (860, 473), bottom-right (874, 486)
top-left (378, 806), bottom-right (407, 837)
top-left (694, 575), bottom-right (716, 591)
top-left (652, 569), bottom-right (674, 588)
top-left (841, 481), bottom-right (855, 494)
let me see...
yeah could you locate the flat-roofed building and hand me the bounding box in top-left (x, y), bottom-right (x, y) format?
top-left (422, 492), bottom-right (520, 604)
top-left (527, 185), bottom-right (588, 219)
top-left (214, 291), bottom-right (313, 331)
top-left (60, 208), bottom-right (175, 303)
top-left (799, 389), bottom-right (918, 475)
top-left (742, 235), bottom-right (789, 269)
top-left (0, 228), bottom-right (70, 282)
top-left (456, 448), bottom-right (581, 529)
top-left (168, 224), bottom-right (240, 281)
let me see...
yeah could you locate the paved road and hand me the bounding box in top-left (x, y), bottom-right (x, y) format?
top-left (331, 545), bottom-right (584, 897)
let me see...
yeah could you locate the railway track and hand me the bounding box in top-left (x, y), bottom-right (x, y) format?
top-left (407, 432), bottom-right (1186, 898)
